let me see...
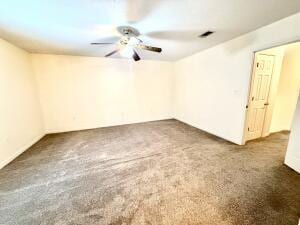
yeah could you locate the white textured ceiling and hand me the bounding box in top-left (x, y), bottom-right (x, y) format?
top-left (0, 0), bottom-right (300, 61)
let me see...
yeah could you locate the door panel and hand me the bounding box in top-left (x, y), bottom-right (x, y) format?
top-left (246, 54), bottom-right (275, 141)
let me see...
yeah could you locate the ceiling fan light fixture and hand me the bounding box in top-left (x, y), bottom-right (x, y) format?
top-left (120, 46), bottom-right (134, 58)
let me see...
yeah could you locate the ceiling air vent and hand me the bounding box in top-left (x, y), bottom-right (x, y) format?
top-left (199, 31), bottom-right (215, 38)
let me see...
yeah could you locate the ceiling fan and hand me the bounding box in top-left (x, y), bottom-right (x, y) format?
top-left (91, 26), bottom-right (162, 61)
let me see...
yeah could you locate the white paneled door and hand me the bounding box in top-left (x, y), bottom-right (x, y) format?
top-left (246, 54), bottom-right (275, 141)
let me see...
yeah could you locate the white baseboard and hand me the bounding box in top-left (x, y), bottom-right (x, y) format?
top-left (173, 116), bottom-right (243, 145)
top-left (1, 118), bottom-right (175, 169)
top-left (0, 133), bottom-right (45, 169)
top-left (284, 155), bottom-right (300, 173)
top-left (45, 117), bottom-right (173, 134)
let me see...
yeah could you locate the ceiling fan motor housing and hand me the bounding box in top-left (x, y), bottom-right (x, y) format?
top-left (117, 26), bottom-right (140, 37)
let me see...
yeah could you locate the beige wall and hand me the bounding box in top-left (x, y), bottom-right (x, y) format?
top-left (285, 97), bottom-right (300, 173)
top-left (32, 54), bottom-right (173, 133)
top-left (173, 13), bottom-right (300, 145)
top-left (270, 44), bottom-right (300, 132)
top-left (0, 39), bottom-right (44, 169)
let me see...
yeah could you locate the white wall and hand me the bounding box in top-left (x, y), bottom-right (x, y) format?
top-left (270, 44), bottom-right (300, 132)
top-left (285, 97), bottom-right (300, 173)
top-left (173, 13), bottom-right (300, 145)
top-left (32, 54), bottom-right (173, 133)
top-left (0, 38), bottom-right (44, 169)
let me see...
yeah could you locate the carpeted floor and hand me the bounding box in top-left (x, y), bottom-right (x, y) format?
top-left (0, 119), bottom-right (299, 225)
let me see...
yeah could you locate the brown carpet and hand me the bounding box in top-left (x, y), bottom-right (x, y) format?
top-left (0, 119), bottom-right (299, 225)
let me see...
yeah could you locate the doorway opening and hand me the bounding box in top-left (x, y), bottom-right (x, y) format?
top-left (243, 41), bottom-right (300, 144)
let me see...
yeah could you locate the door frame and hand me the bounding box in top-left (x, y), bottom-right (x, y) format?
top-left (242, 39), bottom-right (300, 145)
top-left (255, 39), bottom-right (300, 54)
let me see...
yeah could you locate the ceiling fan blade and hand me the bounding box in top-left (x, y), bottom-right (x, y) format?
top-left (105, 49), bottom-right (119, 57)
top-left (132, 49), bottom-right (141, 61)
top-left (136, 44), bottom-right (162, 53)
top-left (91, 43), bottom-right (114, 45)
